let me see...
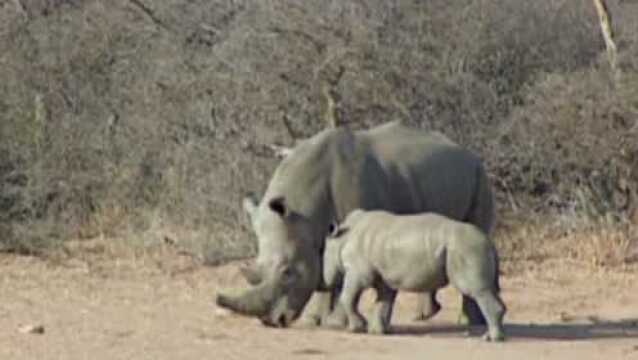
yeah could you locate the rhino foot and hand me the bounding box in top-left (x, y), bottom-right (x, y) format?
top-left (482, 331), bottom-right (505, 342)
top-left (297, 315), bottom-right (322, 328)
top-left (368, 321), bottom-right (389, 335)
top-left (323, 312), bottom-right (348, 329)
top-left (347, 317), bottom-right (367, 334)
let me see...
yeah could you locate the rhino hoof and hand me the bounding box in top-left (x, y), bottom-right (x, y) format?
top-left (298, 315), bottom-right (321, 328)
top-left (482, 331), bottom-right (505, 342)
top-left (323, 313), bottom-right (347, 330)
top-left (348, 320), bottom-right (367, 334)
top-left (368, 322), bottom-right (389, 335)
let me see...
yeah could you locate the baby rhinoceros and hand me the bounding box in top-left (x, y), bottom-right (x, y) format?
top-left (323, 209), bottom-right (506, 341)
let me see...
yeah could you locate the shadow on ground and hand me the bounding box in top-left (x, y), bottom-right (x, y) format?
top-left (392, 318), bottom-right (638, 341)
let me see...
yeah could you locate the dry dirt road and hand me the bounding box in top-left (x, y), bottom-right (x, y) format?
top-left (1, 250), bottom-right (637, 360)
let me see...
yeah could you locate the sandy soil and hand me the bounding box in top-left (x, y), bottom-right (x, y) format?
top-left (1, 250), bottom-right (637, 360)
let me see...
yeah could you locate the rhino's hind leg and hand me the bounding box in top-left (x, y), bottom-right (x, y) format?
top-left (473, 290), bottom-right (506, 342)
top-left (414, 291), bottom-right (441, 321)
top-left (369, 283), bottom-right (397, 334)
top-left (461, 295), bottom-right (487, 325)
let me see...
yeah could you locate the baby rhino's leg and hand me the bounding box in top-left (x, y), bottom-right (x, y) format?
top-left (369, 282), bottom-right (397, 334)
top-left (322, 287), bottom-right (348, 329)
top-left (472, 290), bottom-right (506, 342)
top-left (339, 270), bottom-right (371, 333)
top-left (449, 255), bottom-right (505, 341)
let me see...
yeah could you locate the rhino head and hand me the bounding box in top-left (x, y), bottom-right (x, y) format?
top-left (216, 195), bottom-right (325, 327)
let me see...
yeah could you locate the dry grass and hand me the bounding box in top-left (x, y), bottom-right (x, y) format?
top-left (495, 212), bottom-right (638, 273)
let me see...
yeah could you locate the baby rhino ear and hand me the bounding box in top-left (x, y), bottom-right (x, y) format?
top-left (328, 221), bottom-right (348, 239)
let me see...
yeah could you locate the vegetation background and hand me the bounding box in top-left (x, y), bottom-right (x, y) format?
top-left (1, 0), bottom-right (637, 267)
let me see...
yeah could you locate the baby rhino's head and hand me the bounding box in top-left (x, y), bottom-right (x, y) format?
top-left (323, 209), bottom-right (367, 288)
top-left (322, 219), bottom-right (351, 289)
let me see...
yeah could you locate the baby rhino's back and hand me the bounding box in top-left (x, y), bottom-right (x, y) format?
top-left (352, 212), bottom-right (465, 292)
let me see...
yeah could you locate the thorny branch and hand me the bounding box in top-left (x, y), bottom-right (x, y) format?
top-left (128, 0), bottom-right (170, 31)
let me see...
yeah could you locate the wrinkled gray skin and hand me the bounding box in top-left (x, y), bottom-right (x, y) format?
top-left (215, 121), bottom-right (495, 328)
top-left (323, 209), bottom-right (506, 341)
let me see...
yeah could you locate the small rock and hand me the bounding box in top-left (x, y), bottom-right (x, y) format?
top-left (18, 324), bottom-right (45, 335)
top-left (559, 312), bottom-right (573, 322)
top-left (214, 306), bottom-right (232, 317)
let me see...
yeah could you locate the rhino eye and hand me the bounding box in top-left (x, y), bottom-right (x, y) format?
top-left (282, 267), bottom-right (294, 278)
top-left (281, 266), bottom-right (297, 284)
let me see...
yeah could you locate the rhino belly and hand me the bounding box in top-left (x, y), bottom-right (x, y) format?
top-left (375, 241), bottom-right (448, 292)
top-left (381, 265), bottom-right (447, 292)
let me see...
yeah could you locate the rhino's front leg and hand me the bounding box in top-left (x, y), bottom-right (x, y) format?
top-left (414, 291), bottom-right (441, 321)
top-left (322, 285), bottom-right (348, 329)
top-left (369, 283), bottom-right (397, 335)
top-left (339, 272), bottom-right (367, 333)
top-left (299, 291), bottom-right (332, 327)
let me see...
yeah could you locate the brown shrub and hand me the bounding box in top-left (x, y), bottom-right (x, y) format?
top-left (0, 0), bottom-right (636, 264)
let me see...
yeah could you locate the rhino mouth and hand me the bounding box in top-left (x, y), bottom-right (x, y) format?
top-left (215, 282), bottom-right (305, 328)
top-left (260, 309), bottom-right (297, 328)
top-left (259, 297), bottom-right (300, 328)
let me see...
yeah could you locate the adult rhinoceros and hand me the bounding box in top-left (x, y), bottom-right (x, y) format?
top-left (216, 121), bottom-right (495, 328)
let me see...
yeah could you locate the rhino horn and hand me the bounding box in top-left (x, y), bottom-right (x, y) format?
top-left (215, 284), bottom-right (273, 318)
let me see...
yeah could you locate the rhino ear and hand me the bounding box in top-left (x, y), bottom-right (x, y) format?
top-left (328, 222), bottom-right (339, 238)
top-left (243, 193), bottom-right (259, 220)
top-left (328, 221), bottom-right (348, 239)
top-left (268, 196), bottom-right (288, 218)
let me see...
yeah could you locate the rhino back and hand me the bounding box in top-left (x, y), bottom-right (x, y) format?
top-left (257, 122), bottom-right (490, 246)
top-left (332, 122), bottom-right (483, 222)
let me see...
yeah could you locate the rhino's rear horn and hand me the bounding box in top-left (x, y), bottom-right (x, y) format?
top-left (240, 265), bottom-right (263, 285)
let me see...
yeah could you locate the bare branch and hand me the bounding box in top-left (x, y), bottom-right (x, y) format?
top-left (12, 0), bottom-right (27, 19)
top-left (321, 65), bottom-right (345, 128)
top-left (592, 0), bottom-right (618, 73)
top-left (268, 26), bottom-right (326, 53)
top-left (280, 113), bottom-right (298, 142)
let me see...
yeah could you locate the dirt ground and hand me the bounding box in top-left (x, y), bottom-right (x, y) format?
top-left (1, 247), bottom-right (637, 360)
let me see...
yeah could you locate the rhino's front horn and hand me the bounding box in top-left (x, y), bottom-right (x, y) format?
top-left (215, 284), bottom-right (273, 318)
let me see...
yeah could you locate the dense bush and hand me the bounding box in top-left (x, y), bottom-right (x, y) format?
top-left (0, 0), bottom-right (636, 259)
